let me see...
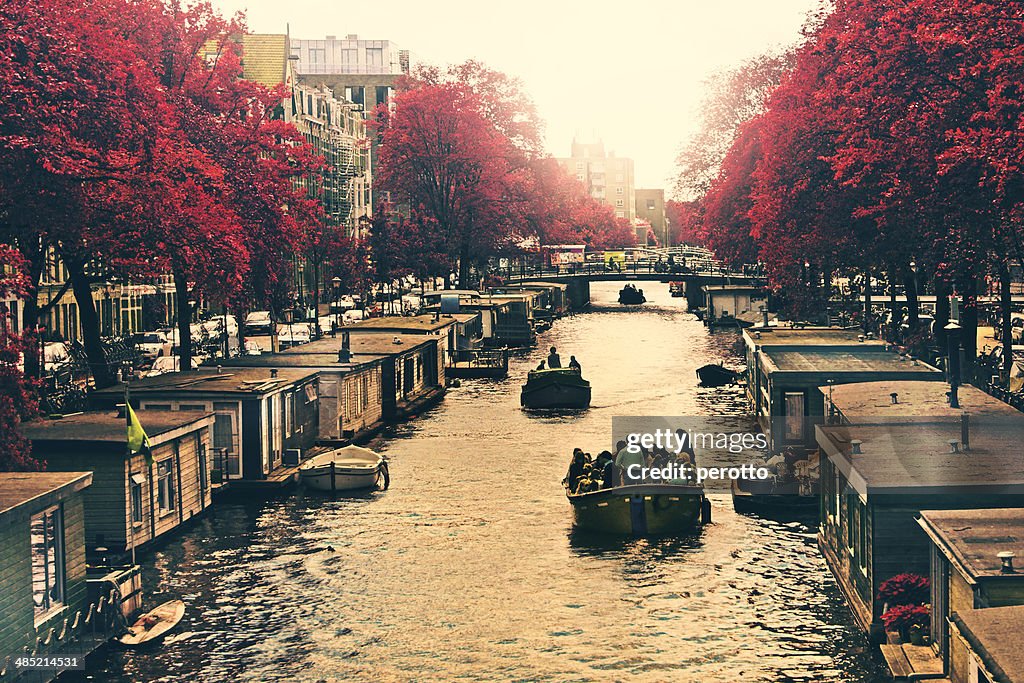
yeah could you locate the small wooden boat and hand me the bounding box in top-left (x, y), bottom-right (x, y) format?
top-left (119, 599), bottom-right (185, 647)
top-left (299, 445), bottom-right (389, 492)
top-left (618, 287), bottom-right (647, 305)
top-left (567, 483), bottom-right (710, 535)
top-left (521, 368), bottom-right (591, 409)
top-left (731, 477), bottom-right (820, 515)
top-left (696, 364), bottom-right (739, 387)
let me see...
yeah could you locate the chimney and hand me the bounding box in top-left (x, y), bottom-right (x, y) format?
top-left (890, 392), bottom-right (899, 405)
top-left (270, 368), bottom-right (279, 379)
top-left (338, 348), bottom-right (351, 363)
top-left (850, 439), bottom-right (862, 455)
top-left (948, 439), bottom-right (960, 454)
top-left (761, 306), bottom-right (769, 328)
top-left (961, 412), bottom-right (970, 451)
top-left (999, 551), bottom-right (1016, 573)
top-left (342, 331), bottom-right (350, 350)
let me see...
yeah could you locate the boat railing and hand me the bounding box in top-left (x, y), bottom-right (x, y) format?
top-left (448, 348), bottom-right (509, 370)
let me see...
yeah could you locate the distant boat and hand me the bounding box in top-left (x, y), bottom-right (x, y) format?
top-left (669, 281), bottom-right (685, 297)
top-left (566, 483), bottom-right (710, 535)
top-left (696, 364), bottom-right (739, 387)
top-left (299, 445), bottom-right (389, 492)
top-left (521, 368), bottom-right (591, 409)
top-left (618, 287), bottom-right (647, 305)
top-left (119, 599), bottom-right (185, 647)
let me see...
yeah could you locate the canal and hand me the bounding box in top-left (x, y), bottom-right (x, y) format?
top-left (71, 281), bottom-right (888, 682)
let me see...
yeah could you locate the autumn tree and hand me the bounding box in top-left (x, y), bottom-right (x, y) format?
top-left (0, 246), bottom-right (41, 470)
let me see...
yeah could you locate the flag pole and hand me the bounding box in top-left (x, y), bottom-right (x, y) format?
top-left (125, 379), bottom-right (136, 568)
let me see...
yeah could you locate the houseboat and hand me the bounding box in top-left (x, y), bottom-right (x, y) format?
top-left (521, 368), bottom-right (591, 409)
top-left (23, 409), bottom-right (216, 555)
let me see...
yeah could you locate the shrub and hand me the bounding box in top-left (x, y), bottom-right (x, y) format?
top-left (878, 573), bottom-right (930, 607)
top-left (881, 604), bottom-right (930, 637)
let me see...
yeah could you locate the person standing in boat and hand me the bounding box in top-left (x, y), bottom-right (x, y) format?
top-left (568, 356), bottom-right (581, 373)
top-left (547, 346), bottom-right (561, 368)
top-left (614, 440), bottom-right (644, 486)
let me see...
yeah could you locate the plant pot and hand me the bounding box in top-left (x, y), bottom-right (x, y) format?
top-left (909, 631), bottom-right (925, 646)
top-left (886, 630), bottom-right (902, 645)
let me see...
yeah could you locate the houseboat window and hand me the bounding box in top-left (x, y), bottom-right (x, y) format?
top-left (285, 392), bottom-right (293, 438)
top-left (31, 506), bottom-right (64, 620)
top-left (198, 441), bottom-right (208, 493)
top-left (857, 500), bottom-right (868, 570)
top-left (179, 404), bottom-right (205, 412)
top-left (361, 375), bottom-right (369, 411)
top-left (783, 392), bottom-right (804, 442)
top-left (130, 475), bottom-right (144, 524)
top-left (145, 403), bottom-right (172, 411)
top-left (157, 459), bottom-right (176, 513)
top-left (213, 413), bottom-right (234, 451)
top-left (304, 383), bottom-right (317, 403)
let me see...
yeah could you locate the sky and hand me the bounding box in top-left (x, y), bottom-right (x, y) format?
top-left (208, 0), bottom-right (821, 194)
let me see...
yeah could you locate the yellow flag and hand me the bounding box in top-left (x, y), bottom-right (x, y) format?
top-left (127, 402), bottom-right (152, 464)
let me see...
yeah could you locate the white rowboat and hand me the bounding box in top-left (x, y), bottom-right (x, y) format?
top-left (299, 445), bottom-right (389, 492)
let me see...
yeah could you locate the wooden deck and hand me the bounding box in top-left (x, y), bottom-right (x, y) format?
top-left (879, 644), bottom-right (948, 681)
top-left (222, 466), bottom-right (299, 493)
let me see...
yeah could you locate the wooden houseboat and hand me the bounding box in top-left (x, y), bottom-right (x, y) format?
top-left (949, 605), bottom-right (1023, 683)
top-left (23, 409), bottom-right (216, 555)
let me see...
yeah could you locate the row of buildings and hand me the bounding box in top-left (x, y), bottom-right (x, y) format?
top-left (555, 137), bottom-right (671, 248)
top-left (740, 323), bottom-right (1023, 682)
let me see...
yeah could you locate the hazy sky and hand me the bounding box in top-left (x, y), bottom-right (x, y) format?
top-left (209, 0), bottom-right (820, 194)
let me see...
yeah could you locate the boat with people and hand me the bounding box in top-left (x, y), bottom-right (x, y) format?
top-left (119, 599), bottom-right (185, 647)
top-left (618, 284), bottom-right (647, 305)
top-left (521, 368), bottom-right (591, 409)
top-left (730, 449), bottom-right (820, 515)
top-left (298, 445), bottom-right (390, 492)
top-left (696, 363), bottom-right (739, 387)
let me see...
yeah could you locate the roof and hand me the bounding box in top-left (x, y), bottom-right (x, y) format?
top-left (704, 285), bottom-right (763, 293)
top-left (763, 347), bottom-right (940, 375)
top-left (952, 606), bottom-right (1024, 682)
top-left (817, 422), bottom-right (1024, 495)
top-left (826, 381), bottom-right (1019, 420)
top-left (519, 281), bottom-right (568, 291)
top-left (345, 315), bottom-right (458, 333)
top-left (22, 410), bottom-right (213, 445)
top-left (0, 472), bottom-right (92, 519)
top-left (919, 508), bottom-right (1024, 580)
top-left (92, 367), bottom-right (317, 398)
top-left (744, 328), bottom-right (887, 348)
top-left (213, 354), bottom-right (380, 372)
top-left (241, 34), bottom-right (289, 87)
top-left (285, 332), bottom-right (434, 357)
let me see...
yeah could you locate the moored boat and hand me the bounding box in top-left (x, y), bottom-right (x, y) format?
top-left (119, 599), bottom-right (185, 647)
top-left (299, 445), bottom-right (389, 492)
top-left (521, 368), bottom-right (591, 409)
top-left (618, 286), bottom-right (647, 305)
top-left (696, 363), bottom-right (739, 387)
top-left (566, 483), bottom-right (709, 535)
top-left (730, 478), bottom-right (819, 515)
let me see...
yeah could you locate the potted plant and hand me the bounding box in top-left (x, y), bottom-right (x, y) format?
top-left (878, 573), bottom-right (930, 609)
top-left (881, 604), bottom-right (930, 643)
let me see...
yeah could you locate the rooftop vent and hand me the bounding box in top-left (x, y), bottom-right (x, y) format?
top-left (858, 334), bottom-right (865, 342)
top-left (392, 336), bottom-right (403, 345)
top-left (338, 348), bottom-right (351, 363)
top-left (850, 439), bottom-right (863, 455)
top-left (754, 331), bottom-right (762, 340)
top-left (890, 392), bottom-right (899, 405)
top-left (999, 551), bottom-right (1016, 573)
top-left (270, 368), bottom-right (279, 379)
top-left (948, 439), bottom-right (960, 453)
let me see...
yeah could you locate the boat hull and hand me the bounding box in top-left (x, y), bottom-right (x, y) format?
top-left (730, 478), bottom-right (819, 515)
top-left (696, 364), bottom-right (738, 387)
top-left (567, 484), bottom-right (706, 535)
top-left (521, 369), bottom-right (591, 409)
top-left (300, 466), bottom-right (381, 491)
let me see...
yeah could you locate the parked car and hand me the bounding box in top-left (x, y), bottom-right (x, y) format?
top-left (135, 331), bottom-right (171, 364)
top-left (244, 311), bottom-right (273, 335)
top-left (145, 355), bottom-right (202, 378)
top-left (278, 323), bottom-right (313, 349)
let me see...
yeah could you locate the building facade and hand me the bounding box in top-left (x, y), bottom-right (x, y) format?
top-left (635, 189), bottom-right (669, 246)
top-left (556, 138), bottom-right (636, 221)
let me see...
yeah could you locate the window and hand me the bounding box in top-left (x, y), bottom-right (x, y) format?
top-left (647, 199), bottom-right (656, 210)
top-left (575, 162), bottom-right (584, 170)
top-left (144, 404), bottom-right (172, 411)
top-left (308, 46), bottom-right (326, 64)
top-left (284, 392), bottom-right (293, 438)
top-left (616, 173), bottom-right (624, 182)
top-left (576, 174), bottom-right (585, 182)
top-left (365, 47), bottom-right (383, 67)
top-left (784, 392), bottom-right (805, 442)
top-left (361, 375), bottom-right (369, 412)
top-left (198, 441), bottom-right (208, 493)
top-left (616, 187), bottom-right (624, 195)
top-left (157, 459), bottom-right (176, 513)
top-left (130, 474), bottom-right (145, 524)
top-left (615, 199), bottom-right (624, 207)
top-left (31, 506), bottom-right (64, 621)
top-left (179, 404), bottom-right (205, 412)
top-left (342, 48), bottom-right (358, 64)
top-left (616, 211), bottom-right (625, 218)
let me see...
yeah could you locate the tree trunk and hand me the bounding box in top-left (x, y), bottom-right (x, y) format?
top-left (173, 267), bottom-right (192, 372)
top-left (1001, 264), bottom-right (1013, 382)
top-left (935, 277), bottom-right (950, 349)
top-left (458, 243), bottom-right (471, 290)
top-left (888, 267), bottom-right (898, 341)
top-left (862, 269), bottom-right (873, 334)
top-left (903, 269), bottom-right (919, 329)
top-left (67, 260), bottom-right (116, 388)
top-left (960, 274), bottom-right (978, 382)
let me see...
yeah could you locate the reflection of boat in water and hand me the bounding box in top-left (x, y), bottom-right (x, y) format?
top-left (566, 483), bottom-right (709, 535)
top-left (618, 286), bottom-right (647, 305)
top-left (299, 445), bottom-right (390, 492)
top-left (696, 364), bottom-right (739, 387)
top-left (119, 599), bottom-right (185, 647)
top-left (730, 450), bottom-right (819, 515)
top-left (521, 368), bottom-right (591, 409)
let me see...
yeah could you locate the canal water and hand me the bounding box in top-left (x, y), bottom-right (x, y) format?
top-left (71, 282), bottom-right (888, 683)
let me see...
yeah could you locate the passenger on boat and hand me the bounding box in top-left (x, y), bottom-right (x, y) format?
top-left (565, 448), bottom-right (587, 492)
top-left (675, 428), bottom-right (697, 466)
top-left (614, 440), bottom-right (645, 486)
top-left (536, 360), bottom-right (546, 371)
top-left (568, 356), bottom-right (581, 373)
top-left (592, 450), bottom-right (615, 489)
top-left (547, 346), bottom-right (562, 368)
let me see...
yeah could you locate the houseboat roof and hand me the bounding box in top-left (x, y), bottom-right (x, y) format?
top-left (22, 410), bottom-right (214, 445)
top-left (703, 285), bottom-right (763, 293)
top-left (420, 290), bottom-right (482, 300)
top-left (212, 354), bottom-right (381, 372)
top-left (289, 333), bottom-right (435, 357)
top-left (951, 606), bottom-right (1024, 683)
top-left (519, 281), bottom-right (568, 291)
top-left (824, 381), bottom-right (1019, 419)
top-left (0, 472), bottom-right (92, 519)
top-left (345, 314), bottom-right (459, 334)
top-left (919, 508), bottom-right (1024, 580)
top-left (817, 422), bottom-right (1024, 495)
top-left (761, 347), bottom-right (940, 376)
top-left (92, 367), bottom-right (317, 398)
top-left (744, 327), bottom-right (887, 348)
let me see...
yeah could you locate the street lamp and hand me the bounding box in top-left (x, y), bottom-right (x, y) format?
top-left (331, 277), bottom-right (342, 334)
